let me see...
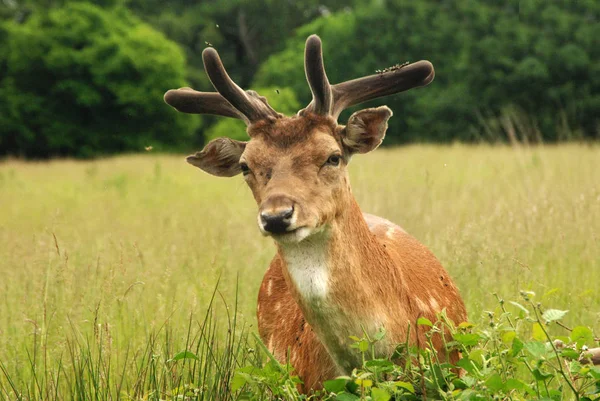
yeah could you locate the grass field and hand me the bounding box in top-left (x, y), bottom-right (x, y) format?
top-left (0, 144), bottom-right (599, 399)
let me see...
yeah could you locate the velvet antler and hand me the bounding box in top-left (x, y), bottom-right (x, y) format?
top-left (302, 35), bottom-right (435, 119)
top-left (164, 48), bottom-right (280, 124)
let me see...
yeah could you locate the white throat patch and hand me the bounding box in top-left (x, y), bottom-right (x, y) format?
top-left (280, 236), bottom-right (329, 301)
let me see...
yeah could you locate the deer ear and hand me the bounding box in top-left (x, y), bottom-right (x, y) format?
top-left (341, 106), bottom-right (392, 154)
top-left (186, 137), bottom-right (246, 177)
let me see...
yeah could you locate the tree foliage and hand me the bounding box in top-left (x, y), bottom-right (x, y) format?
top-left (255, 0), bottom-right (600, 144)
top-left (0, 2), bottom-right (199, 158)
top-left (125, 0), bottom-right (350, 91)
top-left (0, 0), bottom-right (598, 158)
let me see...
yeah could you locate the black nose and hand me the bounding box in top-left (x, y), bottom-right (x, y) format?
top-left (260, 207), bottom-right (294, 234)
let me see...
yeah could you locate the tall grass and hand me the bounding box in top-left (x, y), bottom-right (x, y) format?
top-left (0, 144), bottom-right (598, 398)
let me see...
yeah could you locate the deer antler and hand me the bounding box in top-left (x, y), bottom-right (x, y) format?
top-left (304, 35), bottom-right (333, 115)
top-left (164, 87), bottom-right (242, 119)
top-left (164, 48), bottom-right (280, 124)
top-left (303, 34), bottom-right (435, 119)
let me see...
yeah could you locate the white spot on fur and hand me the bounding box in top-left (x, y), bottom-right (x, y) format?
top-left (385, 226), bottom-right (395, 238)
top-left (267, 279), bottom-right (273, 296)
top-left (268, 336), bottom-right (274, 351)
top-left (429, 297), bottom-right (440, 311)
top-left (289, 212), bottom-right (297, 229)
top-left (415, 297), bottom-right (429, 312)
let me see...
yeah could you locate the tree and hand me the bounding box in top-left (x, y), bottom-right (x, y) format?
top-left (0, 2), bottom-right (199, 158)
top-left (254, 0), bottom-right (599, 143)
top-left (125, 0), bottom-right (353, 90)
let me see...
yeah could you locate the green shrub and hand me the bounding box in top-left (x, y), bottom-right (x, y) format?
top-left (233, 292), bottom-right (600, 400)
top-left (254, 1), bottom-right (600, 144)
top-left (0, 2), bottom-right (200, 158)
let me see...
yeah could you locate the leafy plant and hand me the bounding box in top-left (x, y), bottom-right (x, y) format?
top-left (311, 291), bottom-right (600, 401)
top-left (0, 2), bottom-right (200, 158)
top-left (229, 291), bottom-right (600, 401)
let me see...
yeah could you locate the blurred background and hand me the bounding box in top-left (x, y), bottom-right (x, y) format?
top-left (0, 0), bottom-right (598, 159)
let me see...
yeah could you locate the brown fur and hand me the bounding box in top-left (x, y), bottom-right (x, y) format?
top-left (188, 106), bottom-right (467, 393)
top-left (168, 34), bottom-right (464, 392)
top-left (258, 200), bottom-right (466, 392)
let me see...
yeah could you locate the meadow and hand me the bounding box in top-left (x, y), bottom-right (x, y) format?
top-left (0, 144), bottom-right (599, 399)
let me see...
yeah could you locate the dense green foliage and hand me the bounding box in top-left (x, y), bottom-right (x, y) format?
top-left (255, 0), bottom-right (600, 144)
top-left (0, 2), bottom-right (199, 158)
top-left (234, 293), bottom-right (600, 400)
top-left (0, 0), bottom-right (598, 154)
top-left (125, 0), bottom-right (352, 90)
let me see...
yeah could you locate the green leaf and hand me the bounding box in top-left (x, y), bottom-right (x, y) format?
top-left (324, 378), bottom-right (347, 393)
top-left (355, 378), bottom-right (373, 387)
top-left (393, 381), bottom-right (415, 394)
top-left (548, 389), bottom-right (562, 400)
top-left (589, 366), bottom-right (600, 379)
top-left (456, 358), bottom-right (477, 376)
top-left (345, 380), bottom-right (359, 394)
top-left (336, 394), bottom-right (360, 401)
top-left (453, 333), bottom-right (481, 346)
top-left (484, 373), bottom-right (504, 391)
top-left (452, 378), bottom-right (468, 390)
top-left (542, 309), bottom-right (568, 322)
top-left (417, 317), bottom-right (433, 327)
top-left (230, 372), bottom-right (248, 392)
top-left (561, 349), bottom-right (580, 359)
top-left (511, 337), bottom-right (524, 357)
top-left (502, 331), bottom-right (516, 344)
top-left (373, 327), bottom-right (386, 341)
top-left (358, 339), bottom-right (369, 353)
top-left (532, 323), bottom-right (547, 342)
top-left (509, 301), bottom-right (530, 316)
top-left (469, 349), bottom-right (485, 367)
top-left (524, 341), bottom-right (547, 359)
top-left (532, 368), bottom-right (553, 381)
top-left (571, 326), bottom-right (594, 348)
top-left (169, 350), bottom-right (199, 362)
top-left (371, 387), bottom-right (391, 401)
top-left (365, 359), bottom-right (394, 372)
top-left (569, 360), bottom-right (583, 374)
top-left (505, 378), bottom-right (535, 395)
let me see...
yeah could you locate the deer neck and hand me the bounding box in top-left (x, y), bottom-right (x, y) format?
top-left (277, 198), bottom-right (393, 372)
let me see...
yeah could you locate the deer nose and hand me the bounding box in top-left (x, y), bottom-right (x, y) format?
top-left (260, 206), bottom-right (294, 234)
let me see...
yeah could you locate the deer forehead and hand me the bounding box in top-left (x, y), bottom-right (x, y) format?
top-left (243, 127), bottom-right (342, 168)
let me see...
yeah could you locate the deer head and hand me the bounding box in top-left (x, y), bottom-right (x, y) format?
top-left (164, 35), bottom-right (434, 244)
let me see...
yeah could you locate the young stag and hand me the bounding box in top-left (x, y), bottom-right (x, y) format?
top-left (165, 35), bottom-right (467, 391)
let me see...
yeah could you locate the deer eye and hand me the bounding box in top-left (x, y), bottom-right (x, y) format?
top-left (239, 162), bottom-right (251, 175)
top-left (325, 154), bottom-right (341, 167)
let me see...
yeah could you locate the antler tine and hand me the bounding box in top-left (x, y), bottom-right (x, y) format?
top-left (164, 88), bottom-right (243, 120)
top-left (330, 60), bottom-right (435, 119)
top-left (202, 47), bottom-right (280, 123)
top-left (304, 35), bottom-right (333, 115)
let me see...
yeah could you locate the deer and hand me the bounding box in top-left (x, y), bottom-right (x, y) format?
top-left (164, 35), bottom-right (468, 392)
